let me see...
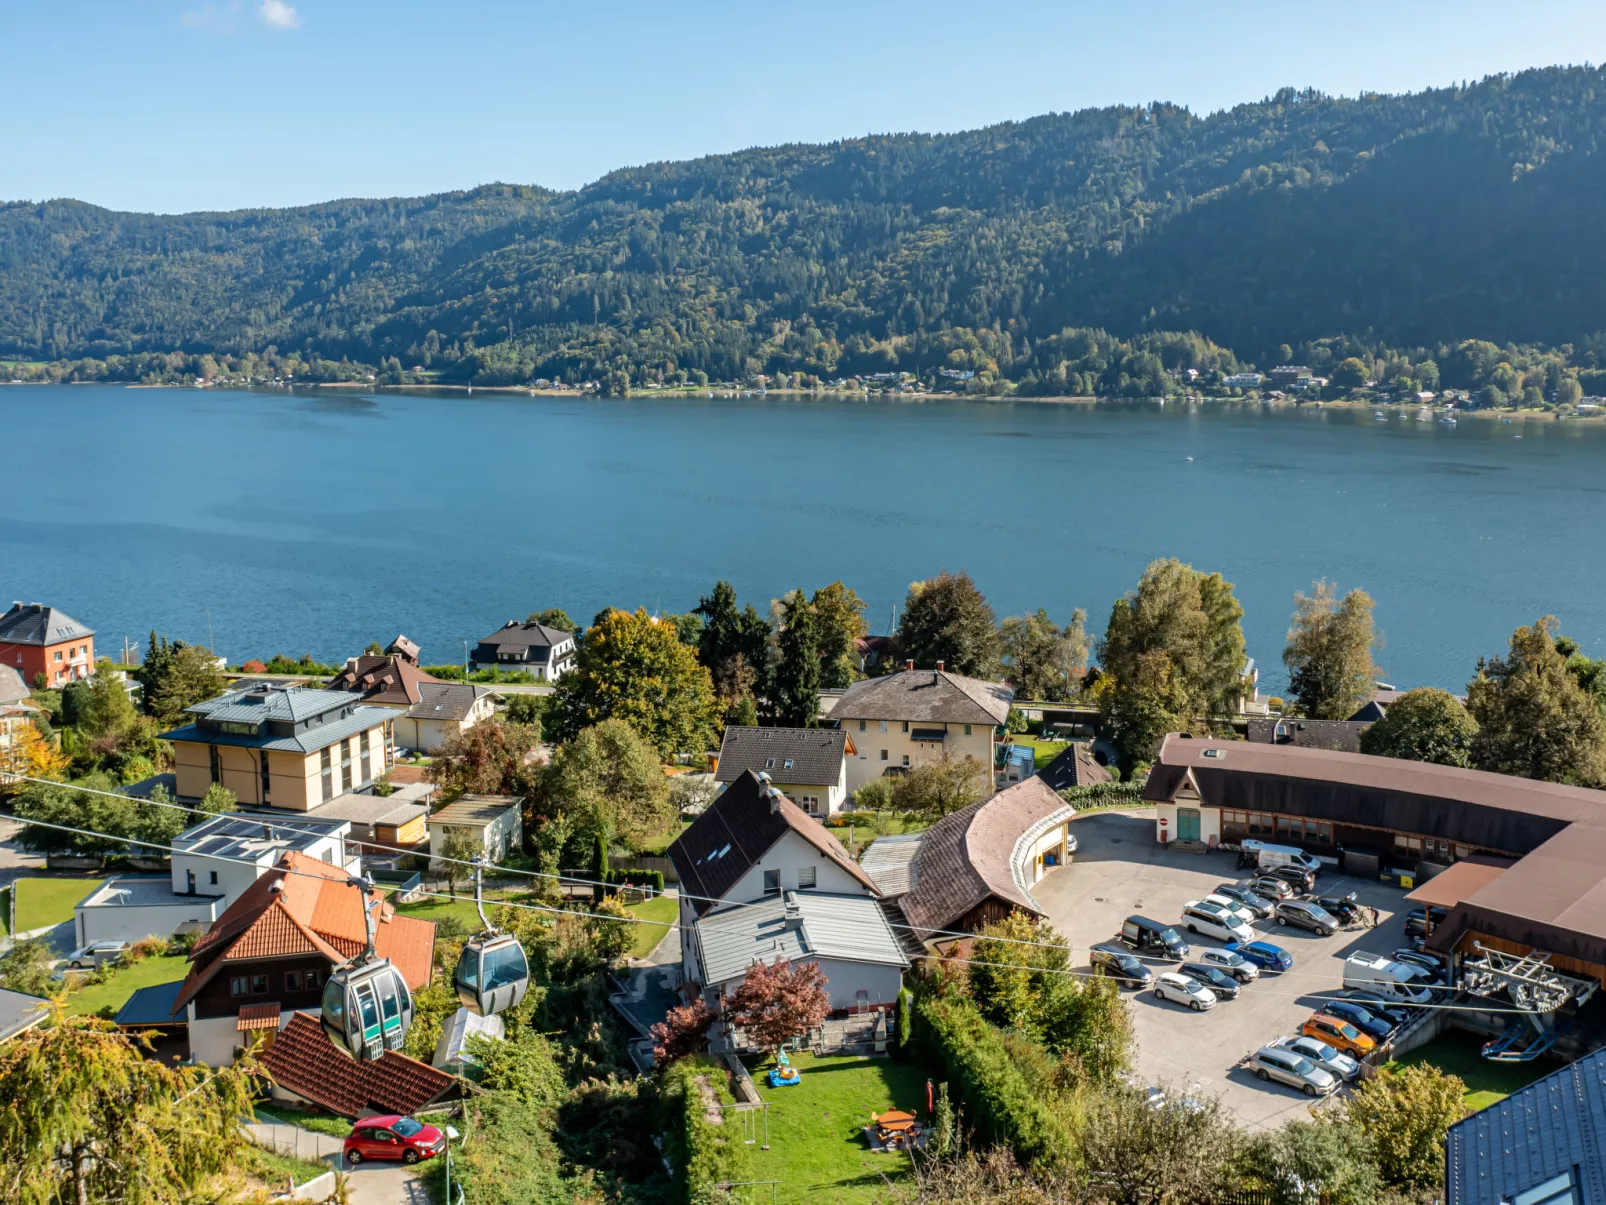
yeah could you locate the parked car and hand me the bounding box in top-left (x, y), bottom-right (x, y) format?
top-left (1248, 1045), bottom-right (1339, 1096)
top-left (1247, 875), bottom-right (1297, 901)
top-left (1316, 892), bottom-right (1364, 925)
top-left (1274, 900), bottom-right (1339, 937)
top-left (1120, 915), bottom-right (1190, 960)
top-left (1090, 943), bottom-right (1154, 988)
top-left (1201, 894), bottom-right (1259, 927)
top-left (1273, 1034), bottom-right (1361, 1081)
top-left (1317, 1000), bottom-right (1395, 1041)
top-left (64, 941), bottom-right (127, 970)
top-left (343, 1115), bottom-right (447, 1166)
top-left (1194, 946), bottom-right (1260, 982)
top-left (1181, 901), bottom-right (1254, 944)
top-left (1301, 1013), bottom-right (1377, 1058)
top-left (1226, 939), bottom-right (1294, 972)
top-left (1179, 962), bottom-right (1242, 1000)
top-left (1404, 906), bottom-right (1449, 937)
top-left (1339, 990), bottom-right (1414, 1027)
top-left (1239, 839), bottom-right (1323, 878)
top-left (1213, 883), bottom-right (1276, 918)
top-left (1343, 952), bottom-right (1434, 1004)
top-left (1153, 971), bottom-right (1217, 1011)
top-left (1389, 949), bottom-right (1447, 981)
top-left (1266, 864), bottom-right (1318, 894)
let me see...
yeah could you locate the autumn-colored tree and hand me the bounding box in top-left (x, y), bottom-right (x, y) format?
top-left (650, 998), bottom-right (716, 1066)
top-left (727, 957), bottom-right (830, 1056)
top-left (239, 659), bottom-right (267, 674)
top-left (1282, 580), bottom-right (1380, 720)
top-left (428, 719), bottom-right (542, 798)
top-left (8, 723), bottom-right (69, 781)
top-left (897, 570), bottom-right (1002, 677)
top-left (890, 753), bottom-right (989, 825)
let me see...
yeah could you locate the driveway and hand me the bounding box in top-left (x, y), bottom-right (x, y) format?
top-left (247, 1122), bottom-right (435, 1203)
top-left (1034, 809), bottom-right (1419, 1131)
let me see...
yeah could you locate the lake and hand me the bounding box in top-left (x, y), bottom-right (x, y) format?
top-left (2, 385), bottom-right (1603, 696)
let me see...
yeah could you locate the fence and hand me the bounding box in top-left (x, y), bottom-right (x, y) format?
top-left (612, 854), bottom-right (678, 883)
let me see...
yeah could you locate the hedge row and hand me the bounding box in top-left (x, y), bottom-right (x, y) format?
top-left (659, 1057), bottom-right (750, 1205)
top-left (915, 994), bottom-right (1073, 1170)
top-left (604, 868), bottom-right (666, 892)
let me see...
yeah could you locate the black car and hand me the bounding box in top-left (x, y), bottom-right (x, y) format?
top-left (1274, 900), bottom-right (1338, 936)
top-left (1316, 892), bottom-right (1363, 925)
top-left (1389, 949), bottom-right (1447, 982)
top-left (1340, 990), bottom-right (1414, 1027)
top-left (1267, 864), bottom-right (1317, 894)
top-left (1178, 962), bottom-right (1242, 1000)
top-left (1090, 943), bottom-right (1154, 988)
top-left (1405, 906), bottom-right (1449, 938)
top-left (1320, 1000), bottom-right (1395, 1040)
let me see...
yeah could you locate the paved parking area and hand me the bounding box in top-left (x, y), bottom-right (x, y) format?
top-left (1033, 809), bottom-right (1418, 1131)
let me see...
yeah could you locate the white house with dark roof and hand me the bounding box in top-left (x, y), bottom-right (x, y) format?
top-left (470, 620), bottom-right (576, 681)
top-left (713, 726), bottom-right (854, 816)
top-left (393, 681), bottom-right (501, 753)
top-left (830, 662), bottom-right (1013, 794)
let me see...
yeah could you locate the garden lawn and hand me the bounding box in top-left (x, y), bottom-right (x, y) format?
top-left (0, 887), bottom-right (9, 936)
top-left (639, 820), bottom-right (691, 854)
top-left (1013, 735), bottom-right (1070, 770)
top-left (624, 895), bottom-right (678, 959)
top-left (1389, 1031), bottom-right (1556, 1110)
top-left (65, 953), bottom-right (191, 1018)
top-left (745, 1052), bottom-right (930, 1204)
top-left (254, 1105), bottom-right (352, 1138)
top-left (13, 877), bottom-right (104, 933)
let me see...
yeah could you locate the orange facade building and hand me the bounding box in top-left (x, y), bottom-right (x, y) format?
top-left (0, 602), bottom-right (95, 688)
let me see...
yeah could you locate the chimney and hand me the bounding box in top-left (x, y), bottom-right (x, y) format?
top-left (905, 659), bottom-right (915, 671)
top-left (936, 661), bottom-right (945, 673)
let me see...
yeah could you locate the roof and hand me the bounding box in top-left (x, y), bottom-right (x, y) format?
top-left (433, 1007), bottom-right (504, 1069)
top-left (1404, 857), bottom-right (1515, 909)
top-left (1036, 743), bottom-right (1113, 791)
top-left (174, 812), bottom-right (349, 862)
top-left (401, 681), bottom-right (498, 723)
top-left (899, 776), bottom-right (1073, 936)
top-left (236, 1002), bottom-right (283, 1031)
top-left (427, 794), bottom-right (522, 828)
top-left (1444, 1046), bottom-right (1606, 1204)
top-left (0, 987), bottom-right (48, 1042)
top-left (858, 833), bottom-right (925, 898)
top-left (81, 876), bottom-right (224, 909)
top-left (0, 602), bottom-right (94, 647)
top-left (694, 891), bottom-right (908, 986)
top-left (668, 771), bottom-right (880, 916)
top-left (1245, 717), bottom-right (1373, 754)
top-left (173, 851), bottom-right (435, 1013)
top-left (715, 727), bottom-right (848, 786)
top-left (0, 663), bottom-right (28, 706)
top-left (190, 685), bottom-right (363, 725)
top-left (830, 669), bottom-right (1013, 727)
top-left (474, 621), bottom-right (572, 652)
top-left (327, 655), bottom-right (442, 707)
top-left (260, 1012), bottom-right (457, 1119)
top-left (162, 703), bottom-right (394, 755)
top-left (386, 635), bottom-right (420, 664)
top-left (114, 980), bottom-right (187, 1028)
top-left (310, 785), bottom-right (434, 828)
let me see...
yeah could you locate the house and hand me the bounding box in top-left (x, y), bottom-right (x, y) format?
top-left (161, 683), bottom-right (396, 809)
top-left (470, 620), bottom-right (576, 681)
top-left (667, 771), bottom-right (898, 1011)
top-left (327, 653), bottom-right (443, 709)
top-left (1245, 717), bottom-right (1373, 754)
top-left (171, 850), bottom-right (436, 1066)
top-left (0, 663), bottom-right (42, 779)
top-left (426, 794), bottom-right (523, 862)
top-left (1444, 1045), bottom-right (1606, 1204)
top-left (0, 601), bottom-right (94, 687)
top-left (713, 726), bottom-right (852, 817)
top-left (1036, 742), bottom-right (1112, 792)
top-left (310, 783), bottom-right (434, 855)
top-left (829, 661), bottom-right (1013, 794)
top-left (75, 811), bottom-right (356, 947)
top-left (1268, 365), bottom-right (1313, 387)
top-left (261, 1012), bottom-right (457, 1118)
top-left (1224, 372), bottom-right (1263, 388)
top-left (897, 776), bottom-right (1074, 941)
top-left (385, 635), bottom-right (421, 665)
top-left (393, 682), bottom-right (501, 754)
top-left (0, 987), bottom-right (48, 1043)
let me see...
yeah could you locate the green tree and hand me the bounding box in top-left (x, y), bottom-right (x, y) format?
top-left (1466, 617), bottom-right (1606, 785)
top-left (544, 718), bottom-right (673, 847)
top-left (427, 719), bottom-right (543, 798)
top-left (1239, 1120), bottom-right (1383, 1205)
top-left (693, 581), bottom-right (770, 709)
top-left (552, 609), bottom-right (721, 758)
top-left (526, 607), bottom-right (578, 634)
top-left (897, 570), bottom-right (1001, 677)
top-left (1338, 1063), bottom-right (1466, 1193)
top-left (1079, 1087), bottom-right (1241, 1205)
top-left (0, 938), bottom-right (56, 998)
top-left (135, 637), bottom-right (226, 728)
top-left (889, 753), bottom-right (988, 824)
top-left (433, 826), bottom-right (482, 893)
top-left (999, 608), bottom-right (1089, 701)
top-left (771, 589), bottom-right (820, 727)
top-left (1359, 687), bottom-right (1478, 766)
top-left (0, 1013), bottom-right (257, 1205)
top-left (1282, 581), bottom-right (1380, 720)
top-left (1329, 357), bottom-right (1370, 389)
top-left (810, 581), bottom-right (868, 689)
top-left (1557, 377), bottom-right (1584, 408)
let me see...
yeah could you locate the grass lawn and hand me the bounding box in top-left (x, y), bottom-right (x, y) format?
top-left (639, 820), bottom-right (691, 854)
top-left (237, 1142), bottom-right (329, 1189)
top-left (745, 1052), bottom-right (930, 1204)
top-left (1390, 1031), bottom-right (1557, 1110)
top-left (13, 877), bottom-right (104, 933)
top-left (394, 894), bottom-right (487, 931)
top-left (65, 954), bottom-right (191, 1018)
top-left (254, 1105), bottom-right (353, 1138)
top-left (0, 886), bottom-right (9, 936)
top-left (1012, 735), bottom-right (1070, 770)
top-left (624, 895), bottom-right (678, 959)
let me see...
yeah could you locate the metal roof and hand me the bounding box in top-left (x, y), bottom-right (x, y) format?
top-left (694, 891), bottom-right (908, 987)
top-left (162, 703), bottom-right (393, 754)
top-left (0, 987), bottom-right (48, 1041)
top-left (189, 685), bottom-right (365, 725)
top-left (0, 602), bottom-right (94, 646)
top-left (114, 980), bottom-right (187, 1028)
top-left (173, 811), bottom-right (349, 860)
top-left (858, 833), bottom-right (925, 898)
top-left (1445, 1047), bottom-right (1606, 1204)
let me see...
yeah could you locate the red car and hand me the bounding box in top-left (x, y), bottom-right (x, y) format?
top-left (343, 1115), bottom-right (446, 1165)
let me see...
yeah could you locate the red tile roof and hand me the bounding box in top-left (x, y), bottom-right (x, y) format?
top-left (236, 1003), bottom-right (283, 1031)
top-left (260, 1013), bottom-right (457, 1118)
top-left (175, 851), bottom-right (435, 1013)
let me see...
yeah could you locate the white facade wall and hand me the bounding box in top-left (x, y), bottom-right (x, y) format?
top-left (711, 956), bottom-right (903, 1014)
top-left (76, 894), bottom-right (222, 947)
top-left (1152, 793), bottom-right (1221, 848)
top-left (841, 719), bottom-right (998, 794)
top-left (428, 807), bottom-right (522, 861)
top-left (169, 830), bottom-right (350, 910)
top-left (187, 1011), bottom-right (245, 1067)
top-left (1022, 821), bottom-right (1071, 884)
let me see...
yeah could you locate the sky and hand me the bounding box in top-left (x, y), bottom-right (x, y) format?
top-left (3, 0), bottom-right (1604, 214)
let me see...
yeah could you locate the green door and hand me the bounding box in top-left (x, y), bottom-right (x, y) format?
top-left (1177, 808), bottom-right (1201, 841)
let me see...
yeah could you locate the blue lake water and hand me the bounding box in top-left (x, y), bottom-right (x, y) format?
top-left (2, 385), bottom-right (1603, 695)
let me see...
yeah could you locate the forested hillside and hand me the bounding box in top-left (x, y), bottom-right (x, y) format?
top-left (5, 66), bottom-right (1606, 391)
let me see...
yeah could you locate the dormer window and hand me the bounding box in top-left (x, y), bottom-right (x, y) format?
top-left (783, 759), bottom-right (793, 770)
top-left (765, 759), bottom-right (774, 769)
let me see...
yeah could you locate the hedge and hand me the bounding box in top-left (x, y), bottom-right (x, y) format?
top-left (659, 1057), bottom-right (750, 1205)
top-left (605, 869), bottom-right (665, 892)
top-left (915, 994), bottom-right (1073, 1170)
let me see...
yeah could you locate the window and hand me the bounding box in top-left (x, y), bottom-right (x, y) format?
top-left (901, 721), bottom-right (909, 733)
top-left (798, 866), bottom-right (817, 889)
top-left (320, 747), bottom-right (333, 802)
top-left (858, 720), bottom-right (866, 732)
top-left (901, 754), bottom-right (910, 767)
top-left (250, 974), bottom-right (269, 995)
top-left (230, 976), bottom-right (249, 997)
top-left (764, 758), bottom-right (774, 769)
top-left (53, 650), bottom-right (62, 662)
top-left (285, 970), bottom-right (303, 993)
top-left (359, 730), bottom-right (371, 783)
top-left (880, 749), bottom-right (888, 761)
top-left (879, 721), bottom-right (887, 733)
top-left (304, 970), bottom-right (320, 989)
top-left (208, 870), bottom-right (218, 885)
top-left (1395, 835), bottom-right (1424, 854)
top-left (1508, 1170), bottom-right (1579, 1205)
top-left (762, 869), bottom-right (781, 895)
top-left (341, 738), bottom-right (353, 792)
top-left (782, 759), bottom-right (793, 770)
top-left (963, 724), bottom-right (972, 736)
top-left (209, 744), bottom-right (221, 785)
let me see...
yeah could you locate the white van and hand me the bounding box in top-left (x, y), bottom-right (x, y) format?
top-left (1342, 952), bottom-right (1433, 1004)
top-left (1241, 839), bottom-right (1322, 877)
top-left (1180, 901), bottom-right (1254, 944)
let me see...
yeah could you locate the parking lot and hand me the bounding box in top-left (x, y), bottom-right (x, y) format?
top-left (1032, 809), bottom-right (1420, 1131)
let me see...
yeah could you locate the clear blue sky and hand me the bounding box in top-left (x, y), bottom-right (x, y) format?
top-left (4, 0), bottom-right (1603, 214)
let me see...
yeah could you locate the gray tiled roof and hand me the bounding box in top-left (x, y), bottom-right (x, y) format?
top-left (694, 891), bottom-right (908, 987)
top-left (0, 663), bottom-right (28, 705)
top-left (1246, 717), bottom-right (1373, 754)
top-left (715, 727), bottom-right (847, 786)
top-left (858, 833), bottom-right (924, 898)
top-left (0, 987), bottom-right (48, 1042)
top-left (830, 669), bottom-right (1012, 727)
top-left (0, 602), bottom-right (94, 647)
top-left (402, 682), bottom-right (497, 722)
top-left (1037, 743), bottom-right (1114, 791)
top-left (475, 621), bottom-right (572, 651)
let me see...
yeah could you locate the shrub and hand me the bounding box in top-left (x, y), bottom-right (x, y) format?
top-left (128, 935), bottom-right (169, 962)
top-left (659, 1056), bottom-right (750, 1205)
top-left (1056, 781), bottom-right (1145, 811)
top-left (603, 868), bottom-right (665, 893)
top-left (894, 987), bottom-right (913, 1059)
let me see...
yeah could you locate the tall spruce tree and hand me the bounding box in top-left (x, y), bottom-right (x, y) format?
top-left (1466, 617), bottom-right (1606, 786)
top-left (771, 590), bottom-right (821, 728)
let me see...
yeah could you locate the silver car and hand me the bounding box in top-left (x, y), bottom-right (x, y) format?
top-left (1274, 1034), bottom-right (1360, 1081)
top-left (1249, 1045), bottom-right (1338, 1096)
top-left (1153, 971), bottom-right (1217, 1011)
top-left (65, 940), bottom-right (128, 969)
top-left (1194, 946), bottom-right (1260, 983)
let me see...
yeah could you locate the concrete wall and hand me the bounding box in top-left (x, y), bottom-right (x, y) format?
top-left (76, 887), bottom-right (221, 947)
top-left (842, 719), bottom-right (997, 794)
